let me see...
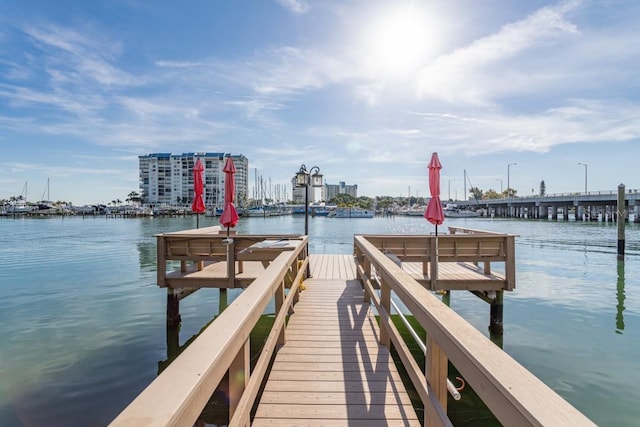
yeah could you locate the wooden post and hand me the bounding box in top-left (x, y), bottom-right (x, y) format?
top-left (426, 335), bottom-right (448, 426)
top-left (489, 290), bottom-right (504, 335)
top-left (229, 339), bottom-right (250, 420)
top-left (363, 257), bottom-right (371, 303)
top-left (429, 237), bottom-right (438, 290)
top-left (379, 277), bottom-right (390, 347)
top-left (275, 280), bottom-right (286, 346)
top-left (227, 240), bottom-right (236, 287)
top-left (617, 184), bottom-right (626, 260)
top-left (167, 288), bottom-right (181, 327)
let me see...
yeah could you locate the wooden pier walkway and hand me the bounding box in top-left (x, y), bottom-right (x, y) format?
top-left (254, 255), bottom-right (419, 426)
top-left (112, 229), bottom-right (596, 427)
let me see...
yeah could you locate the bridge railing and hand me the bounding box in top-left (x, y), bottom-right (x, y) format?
top-left (110, 236), bottom-right (308, 427)
top-left (354, 234), bottom-right (595, 427)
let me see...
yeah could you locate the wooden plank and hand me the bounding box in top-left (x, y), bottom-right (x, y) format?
top-left (274, 352), bottom-right (383, 362)
top-left (259, 391), bottom-right (413, 406)
top-left (270, 361), bottom-right (398, 372)
top-left (264, 380), bottom-right (400, 393)
top-left (256, 272), bottom-right (418, 426)
top-left (254, 403), bottom-right (418, 421)
top-left (253, 419), bottom-right (419, 427)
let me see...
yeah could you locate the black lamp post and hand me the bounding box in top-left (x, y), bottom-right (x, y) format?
top-left (295, 164), bottom-right (323, 235)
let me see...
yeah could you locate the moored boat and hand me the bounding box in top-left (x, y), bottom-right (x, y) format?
top-left (329, 207), bottom-right (374, 218)
top-left (443, 204), bottom-right (479, 218)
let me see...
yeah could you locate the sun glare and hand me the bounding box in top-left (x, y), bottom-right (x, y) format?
top-left (359, 4), bottom-right (438, 79)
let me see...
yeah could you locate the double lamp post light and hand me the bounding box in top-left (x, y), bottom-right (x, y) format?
top-left (295, 164), bottom-right (323, 235)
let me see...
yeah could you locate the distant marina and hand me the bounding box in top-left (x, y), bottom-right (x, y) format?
top-left (4, 187), bottom-right (640, 223)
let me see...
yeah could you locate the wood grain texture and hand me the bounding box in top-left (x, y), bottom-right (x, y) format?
top-left (253, 273), bottom-right (419, 426)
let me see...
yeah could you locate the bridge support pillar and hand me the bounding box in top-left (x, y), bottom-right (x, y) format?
top-left (552, 207), bottom-right (558, 220)
top-left (489, 290), bottom-right (504, 335)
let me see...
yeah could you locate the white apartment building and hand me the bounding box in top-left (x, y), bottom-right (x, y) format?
top-left (139, 152), bottom-right (249, 207)
top-left (289, 178), bottom-right (359, 204)
top-left (323, 181), bottom-right (358, 201)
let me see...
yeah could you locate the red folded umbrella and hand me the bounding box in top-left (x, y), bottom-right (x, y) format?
top-left (424, 152), bottom-right (444, 234)
top-left (219, 157), bottom-right (239, 234)
top-left (191, 158), bottom-right (206, 228)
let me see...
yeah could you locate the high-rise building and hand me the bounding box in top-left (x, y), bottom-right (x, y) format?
top-left (139, 152), bottom-right (249, 207)
top-left (323, 181), bottom-right (358, 201)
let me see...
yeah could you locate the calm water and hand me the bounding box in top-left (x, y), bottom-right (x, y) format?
top-left (1, 215), bottom-right (639, 426)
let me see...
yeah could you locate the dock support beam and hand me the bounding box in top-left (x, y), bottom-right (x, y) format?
top-left (489, 290), bottom-right (504, 335)
top-left (167, 288), bottom-right (181, 327)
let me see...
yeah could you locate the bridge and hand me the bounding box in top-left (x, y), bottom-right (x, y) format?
top-left (110, 227), bottom-right (595, 426)
top-left (460, 187), bottom-right (640, 221)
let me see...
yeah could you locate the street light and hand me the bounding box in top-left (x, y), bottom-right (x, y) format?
top-left (448, 178), bottom-right (456, 201)
top-left (507, 163), bottom-right (517, 198)
top-left (578, 162), bottom-right (587, 194)
top-left (295, 164), bottom-right (323, 236)
top-left (496, 178), bottom-right (503, 194)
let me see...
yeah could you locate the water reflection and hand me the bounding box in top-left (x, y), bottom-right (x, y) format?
top-left (137, 240), bottom-right (157, 271)
top-left (616, 260), bottom-right (625, 334)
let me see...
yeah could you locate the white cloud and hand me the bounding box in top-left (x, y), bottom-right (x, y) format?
top-left (275, 0), bottom-right (310, 15)
top-left (416, 1), bottom-right (582, 104)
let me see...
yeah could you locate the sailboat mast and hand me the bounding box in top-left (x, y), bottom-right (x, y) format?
top-left (463, 170), bottom-right (467, 203)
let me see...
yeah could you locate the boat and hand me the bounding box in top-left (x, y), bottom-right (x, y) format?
top-left (329, 207), bottom-right (374, 218)
top-left (291, 206), bottom-right (306, 215)
top-left (398, 206), bottom-right (425, 216)
top-left (310, 204), bottom-right (336, 217)
top-left (443, 204), bottom-right (479, 218)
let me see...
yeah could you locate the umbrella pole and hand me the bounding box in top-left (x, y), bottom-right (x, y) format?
top-left (196, 213), bottom-right (199, 229)
top-left (435, 224), bottom-right (438, 236)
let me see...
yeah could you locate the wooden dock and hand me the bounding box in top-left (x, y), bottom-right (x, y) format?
top-left (112, 228), bottom-right (596, 427)
top-left (254, 255), bottom-right (420, 426)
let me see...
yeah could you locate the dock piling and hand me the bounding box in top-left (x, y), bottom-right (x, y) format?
top-left (489, 290), bottom-right (504, 335)
top-left (617, 184), bottom-right (626, 260)
top-left (167, 289), bottom-right (181, 327)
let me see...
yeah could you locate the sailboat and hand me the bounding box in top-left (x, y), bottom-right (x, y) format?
top-left (36, 178), bottom-right (54, 211)
top-left (10, 181), bottom-right (33, 213)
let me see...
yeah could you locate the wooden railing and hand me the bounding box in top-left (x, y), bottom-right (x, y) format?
top-left (157, 228), bottom-right (305, 288)
top-left (360, 233), bottom-right (516, 291)
top-left (354, 235), bottom-right (595, 427)
top-left (110, 236), bottom-right (308, 427)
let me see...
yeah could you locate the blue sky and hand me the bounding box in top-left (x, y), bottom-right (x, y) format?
top-left (1, 0), bottom-right (639, 205)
